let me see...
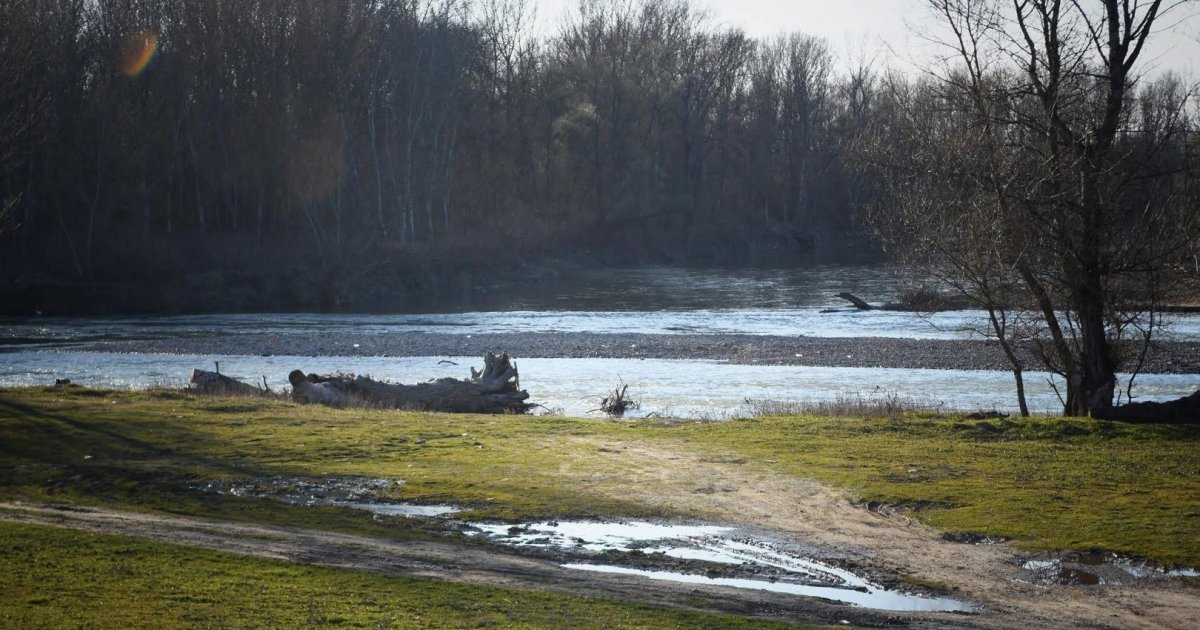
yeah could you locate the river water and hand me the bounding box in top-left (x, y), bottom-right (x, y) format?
top-left (2, 266), bottom-right (1197, 416)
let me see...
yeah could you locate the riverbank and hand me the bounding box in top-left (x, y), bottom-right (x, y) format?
top-left (1, 387), bottom-right (1198, 628)
top-left (77, 331), bottom-right (1200, 374)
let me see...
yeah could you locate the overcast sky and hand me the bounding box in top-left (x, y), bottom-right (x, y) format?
top-left (529, 0), bottom-right (1200, 78)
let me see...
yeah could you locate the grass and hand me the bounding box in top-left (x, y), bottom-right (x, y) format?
top-left (670, 414), bottom-right (1200, 566)
top-left (0, 521), bottom-right (796, 629)
top-left (0, 387), bottom-right (654, 526)
top-left (2, 385), bottom-right (1198, 570)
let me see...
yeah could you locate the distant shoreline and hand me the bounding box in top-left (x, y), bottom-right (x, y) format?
top-left (73, 331), bottom-right (1200, 376)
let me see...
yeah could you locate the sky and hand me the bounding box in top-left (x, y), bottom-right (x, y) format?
top-left (528, 0), bottom-right (1200, 78)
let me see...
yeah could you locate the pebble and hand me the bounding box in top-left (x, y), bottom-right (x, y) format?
top-left (79, 332), bottom-right (1200, 375)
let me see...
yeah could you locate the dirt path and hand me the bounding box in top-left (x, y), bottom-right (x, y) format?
top-left (564, 437), bottom-right (1199, 630)
top-left (1, 501), bottom-right (964, 629)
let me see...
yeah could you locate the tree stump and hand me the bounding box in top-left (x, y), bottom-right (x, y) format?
top-left (190, 369), bottom-right (268, 397)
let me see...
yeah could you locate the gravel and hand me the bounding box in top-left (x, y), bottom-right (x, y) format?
top-left (79, 331), bottom-right (1200, 375)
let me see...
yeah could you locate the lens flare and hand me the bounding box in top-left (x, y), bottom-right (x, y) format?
top-left (118, 30), bottom-right (158, 77)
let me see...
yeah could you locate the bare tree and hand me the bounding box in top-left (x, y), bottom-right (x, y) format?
top-left (0, 0), bottom-right (44, 239)
top-left (865, 0), bottom-right (1200, 416)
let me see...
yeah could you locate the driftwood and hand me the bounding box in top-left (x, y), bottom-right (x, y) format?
top-left (289, 352), bottom-right (532, 414)
top-left (190, 369), bottom-right (268, 397)
top-left (837, 292), bottom-right (877, 310)
top-left (1091, 391), bottom-right (1200, 424)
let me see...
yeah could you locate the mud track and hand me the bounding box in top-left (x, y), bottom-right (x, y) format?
top-left (1, 502), bottom-right (960, 629)
top-left (564, 438), bottom-right (1200, 630)
top-left (3, 438), bottom-right (1198, 630)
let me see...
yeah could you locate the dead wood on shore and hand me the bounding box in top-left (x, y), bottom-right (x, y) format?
top-left (288, 352), bottom-right (532, 414)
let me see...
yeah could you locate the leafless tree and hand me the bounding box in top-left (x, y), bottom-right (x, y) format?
top-left (0, 0), bottom-right (43, 239)
top-left (865, 0), bottom-right (1200, 416)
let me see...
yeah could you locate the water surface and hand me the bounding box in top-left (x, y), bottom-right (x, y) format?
top-left (3, 351), bottom-right (1193, 416)
top-left (3, 266), bottom-right (1195, 415)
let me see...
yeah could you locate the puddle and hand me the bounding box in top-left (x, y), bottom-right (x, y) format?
top-left (472, 520), bottom-right (977, 612)
top-left (342, 502), bottom-right (460, 517)
top-left (563, 564), bottom-right (973, 612)
top-left (1021, 553), bottom-right (1199, 585)
top-left (195, 476), bottom-right (458, 518)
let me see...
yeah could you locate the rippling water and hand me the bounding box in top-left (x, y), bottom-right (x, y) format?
top-left (2, 352), bottom-right (1194, 417)
top-left (2, 266), bottom-right (1196, 416)
top-left (5, 308), bottom-right (1200, 345)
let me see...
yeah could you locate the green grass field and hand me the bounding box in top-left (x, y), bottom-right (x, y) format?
top-left (0, 521), bottom-right (798, 629)
top-left (2, 386), bottom-right (1198, 626)
top-left (2, 386), bottom-right (1197, 563)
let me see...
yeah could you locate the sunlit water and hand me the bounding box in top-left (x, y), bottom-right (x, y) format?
top-left (472, 520), bottom-right (976, 612)
top-left (4, 266), bottom-right (1198, 343)
top-left (1, 267), bottom-right (1195, 416)
top-left (2, 351), bottom-right (1194, 416)
top-left (5, 309), bottom-right (1200, 343)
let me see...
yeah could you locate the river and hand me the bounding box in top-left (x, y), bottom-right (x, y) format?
top-left (2, 266), bottom-right (1197, 416)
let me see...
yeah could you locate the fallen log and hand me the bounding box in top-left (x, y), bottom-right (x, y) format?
top-left (190, 369), bottom-right (268, 397)
top-left (289, 352), bottom-right (532, 414)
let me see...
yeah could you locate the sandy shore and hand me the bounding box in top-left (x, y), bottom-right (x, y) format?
top-left (80, 331), bottom-right (1200, 375)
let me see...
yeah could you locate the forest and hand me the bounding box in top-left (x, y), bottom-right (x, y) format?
top-left (0, 0), bottom-right (1197, 314)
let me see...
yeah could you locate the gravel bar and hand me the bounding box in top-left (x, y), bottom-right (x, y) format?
top-left (78, 332), bottom-right (1200, 375)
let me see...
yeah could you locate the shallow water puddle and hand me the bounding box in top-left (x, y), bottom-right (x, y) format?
top-left (562, 564), bottom-right (973, 612)
top-left (196, 476), bottom-right (459, 518)
top-left (342, 502), bottom-right (460, 517)
top-left (1021, 553), bottom-right (1199, 585)
top-left (472, 520), bottom-right (977, 612)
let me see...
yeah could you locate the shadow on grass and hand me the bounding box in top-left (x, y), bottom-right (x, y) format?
top-left (0, 388), bottom-right (427, 537)
top-left (0, 394), bottom-right (253, 475)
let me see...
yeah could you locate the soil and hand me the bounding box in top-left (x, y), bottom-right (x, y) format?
top-left (4, 441), bottom-right (1198, 629)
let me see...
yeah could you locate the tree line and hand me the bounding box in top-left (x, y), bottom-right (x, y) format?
top-left (4, 1), bottom-right (1193, 273)
top-left (0, 0), bottom-right (885, 283)
top-left (2, 0), bottom-right (1198, 415)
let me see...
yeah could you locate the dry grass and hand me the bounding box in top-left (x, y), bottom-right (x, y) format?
top-left (745, 391), bottom-right (947, 419)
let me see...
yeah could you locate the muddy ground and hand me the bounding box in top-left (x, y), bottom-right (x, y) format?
top-left (4, 439), bottom-right (1197, 629)
top-left (79, 331), bottom-right (1200, 374)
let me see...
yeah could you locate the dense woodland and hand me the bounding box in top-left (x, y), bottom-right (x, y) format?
top-left (0, 0), bottom-right (1197, 314)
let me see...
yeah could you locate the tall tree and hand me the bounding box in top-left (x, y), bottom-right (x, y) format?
top-left (865, 0), bottom-right (1199, 416)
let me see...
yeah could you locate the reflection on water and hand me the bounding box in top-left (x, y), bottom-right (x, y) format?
top-left (487, 265), bottom-right (906, 311)
top-left (564, 564), bottom-right (976, 612)
top-left (2, 352), bottom-right (1194, 417)
top-left (473, 519), bottom-right (976, 612)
